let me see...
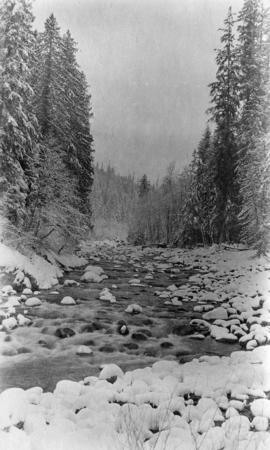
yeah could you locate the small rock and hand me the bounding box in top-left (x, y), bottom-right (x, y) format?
top-left (76, 345), bottom-right (93, 356)
top-left (99, 288), bottom-right (116, 303)
top-left (99, 344), bottom-right (115, 352)
top-left (81, 272), bottom-right (106, 283)
top-left (189, 334), bottom-right (205, 340)
top-left (60, 296), bottom-right (76, 305)
top-left (129, 278), bottom-right (141, 285)
top-left (17, 314), bottom-right (31, 327)
top-left (125, 304), bottom-right (142, 314)
top-left (25, 297), bottom-right (41, 307)
top-left (131, 332), bottom-right (148, 341)
top-left (123, 342), bottom-right (139, 350)
top-left (99, 363), bottom-right (124, 380)
top-left (160, 341), bottom-right (174, 348)
top-left (252, 416), bottom-right (268, 431)
top-left (2, 285), bottom-right (16, 296)
top-left (5, 296), bottom-right (21, 307)
top-left (63, 280), bottom-right (79, 287)
top-left (171, 298), bottom-right (183, 306)
top-left (22, 288), bottom-right (32, 295)
top-left (2, 317), bottom-right (17, 331)
top-left (203, 307), bottom-right (228, 321)
top-left (55, 327), bottom-right (76, 339)
top-left (117, 320), bottom-right (129, 335)
top-left (81, 322), bottom-right (102, 333)
top-left (250, 399), bottom-right (270, 418)
top-left (246, 339), bottom-right (258, 350)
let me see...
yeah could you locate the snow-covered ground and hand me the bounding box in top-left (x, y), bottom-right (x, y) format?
top-left (0, 347), bottom-right (270, 449)
top-left (0, 243), bottom-right (87, 290)
top-left (0, 241), bottom-right (270, 449)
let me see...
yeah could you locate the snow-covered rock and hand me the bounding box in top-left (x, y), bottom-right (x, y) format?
top-left (252, 416), bottom-right (268, 431)
top-left (60, 296), bottom-right (76, 305)
top-left (84, 265), bottom-right (104, 275)
top-left (17, 314), bottom-right (31, 326)
top-left (63, 279), bottom-right (79, 287)
top-left (2, 317), bottom-right (17, 331)
top-left (125, 303), bottom-right (142, 314)
top-left (1, 285), bottom-right (16, 296)
top-left (76, 345), bottom-right (93, 356)
top-left (25, 297), bottom-right (41, 307)
top-left (99, 288), bottom-right (116, 303)
top-left (22, 288), bottom-right (32, 295)
top-left (99, 364), bottom-right (124, 380)
top-left (80, 271), bottom-right (105, 283)
top-left (210, 325), bottom-right (238, 342)
top-left (250, 399), bottom-right (270, 418)
top-left (203, 307), bottom-right (228, 321)
top-left (5, 296), bottom-right (21, 307)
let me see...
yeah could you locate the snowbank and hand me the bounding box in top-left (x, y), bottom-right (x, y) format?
top-left (1, 347), bottom-right (270, 449)
top-left (0, 244), bottom-right (62, 289)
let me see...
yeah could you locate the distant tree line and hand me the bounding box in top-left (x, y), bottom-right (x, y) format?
top-left (92, 164), bottom-right (137, 232)
top-left (129, 0), bottom-right (270, 255)
top-left (0, 0), bottom-right (94, 251)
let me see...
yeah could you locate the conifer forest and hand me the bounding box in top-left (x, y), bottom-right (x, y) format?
top-left (0, 1), bottom-right (270, 449)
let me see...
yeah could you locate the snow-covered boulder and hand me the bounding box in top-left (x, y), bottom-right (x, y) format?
top-left (80, 271), bottom-right (106, 283)
top-left (250, 399), bottom-right (270, 418)
top-left (84, 265), bottom-right (104, 275)
top-left (125, 304), bottom-right (142, 314)
top-left (210, 325), bottom-right (238, 342)
top-left (22, 288), bottom-right (32, 295)
top-left (54, 380), bottom-right (82, 398)
top-left (99, 364), bottom-right (124, 380)
top-left (60, 296), bottom-right (76, 305)
top-left (1, 285), bottom-right (16, 296)
top-left (99, 288), bottom-right (116, 303)
top-left (25, 297), bottom-right (41, 307)
top-left (5, 296), bottom-right (21, 307)
top-left (203, 307), bottom-right (228, 321)
top-left (2, 317), bottom-right (17, 331)
top-left (0, 388), bottom-right (28, 429)
top-left (17, 314), bottom-right (31, 327)
top-left (252, 416), bottom-right (268, 431)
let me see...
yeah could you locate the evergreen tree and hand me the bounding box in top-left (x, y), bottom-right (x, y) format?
top-left (35, 14), bottom-right (67, 138)
top-left (138, 174), bottom-right (150, 198)
top-left (208, 7), bottom-right (240, 242)
top-left (182, 127), bottom-right (217, 245)
top-left (0, 0), bottom-right (39, 233)
top-left (62, 31), bottom-right (94, 213)
top-left (237, 0), bottom-right (270, 253)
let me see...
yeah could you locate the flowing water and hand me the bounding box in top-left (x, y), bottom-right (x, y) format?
top-left (0, 245), bottom-right (240, 392)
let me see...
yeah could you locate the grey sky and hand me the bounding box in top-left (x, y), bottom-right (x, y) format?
top-left (33, 0), bottom-right (243, 180)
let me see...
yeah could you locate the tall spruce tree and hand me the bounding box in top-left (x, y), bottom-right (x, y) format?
top-left (208, 7), bottom-right (240, 243)
top-left (62, 31), bottom-right (94, 214)
top-left (183, 127), bottom-right (217, 245)
top-left (237, 0), bottom-right (270, 253)
top-left (0, 0), bottom-right (39, 234)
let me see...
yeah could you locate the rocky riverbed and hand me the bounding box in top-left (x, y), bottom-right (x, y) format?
top-left (0, 243), bottom-right (254, 392)
top-left (0, 242), bottom-right (269, 449)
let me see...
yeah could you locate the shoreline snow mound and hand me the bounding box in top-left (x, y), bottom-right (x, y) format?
top-left (0, 244), bottom-right (62, 289)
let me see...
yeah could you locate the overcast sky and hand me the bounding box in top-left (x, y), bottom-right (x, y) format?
top-left (33, 0), bottom-right (243, 180)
